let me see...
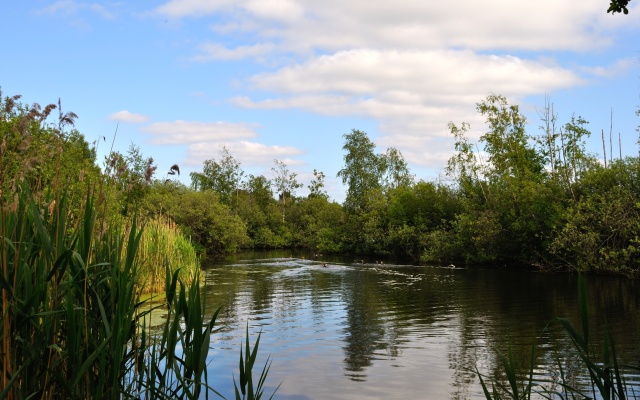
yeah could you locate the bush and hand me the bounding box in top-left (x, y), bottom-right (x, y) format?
top-left (145, 183), bottom-right (249, 254)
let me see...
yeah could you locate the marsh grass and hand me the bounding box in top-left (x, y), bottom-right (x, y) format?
top-left (0, 92), bottom-right (276, 399)
top-left (477, 275), bottom-right (640, 399)
top-left (0, 184), bottom-right (276, 399)
top-left (137, 215), bottom-right (201, 294)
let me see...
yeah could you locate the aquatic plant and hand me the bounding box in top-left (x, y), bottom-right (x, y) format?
top-left (0, 184), bottom-right (275, 399)
top-left (137, 215), bottom-right (201, 293)
top-left (233, 324), bottom-right (280, 400)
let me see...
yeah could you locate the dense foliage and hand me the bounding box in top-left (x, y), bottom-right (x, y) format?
top-left (178, 94), bottom-right (640, 275)
top-left (2, 90), bottom-right (639, 276)
top-left (180, 94), bottom-right (640, 275)
top-left (608, 0), bottom-right (632, 14)
top-left (0, 90), bottom-right (276, 399)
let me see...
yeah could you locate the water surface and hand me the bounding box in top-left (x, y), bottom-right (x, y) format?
top-left (200, 252), bottom-right (640, 399)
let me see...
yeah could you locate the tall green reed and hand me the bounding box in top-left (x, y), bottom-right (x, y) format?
top-left (477, 274), bottom-right (640, 399)
top-left (137, 215), bottom-right (201, 294)
top-left (0, 184), bottom-right (276, 399)
top-left (233, 324), bottom-right (280, 400)
top-left (133, 265), bottom-right (221, 399)
top-left (0, 185), bottom-right (140, 398)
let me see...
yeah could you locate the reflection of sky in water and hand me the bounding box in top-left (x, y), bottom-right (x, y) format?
top-left (201, 257), bottom-right (640, 400)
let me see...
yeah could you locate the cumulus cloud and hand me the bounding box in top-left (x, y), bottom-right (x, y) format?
top-left (185, 140), bottom-right (304, 166)
top-left (230, 49), bottom-right (583, 167)
top-left (155, 0), bottom-right (233, 18)
top-left (155, 0), bottom-right (625, 52)
top-left (579, 58), bottom-right (635, 78)
top-left (247, 50), bottom-right (582, 99)
top-left (152, 0), bottom-right (638, 171)
top-left (109, 110), bottom-right (150, 124)
top-left (242, 0), bottom-right (304, 22)
top-left (142, 120), bottom-right (258, 144)
top-left (193, 42), bottom-right (275, 61)
top-left (141, 120), bottom-right (304, 167)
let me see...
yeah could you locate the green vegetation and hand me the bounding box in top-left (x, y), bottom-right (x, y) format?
top-left (144, 183), bottom-right (249, 255)
top-left (0, 91), bottom-right (276, 399)
top-left (0, 90), bottom-right (197, 287)
top-left (3, 87), bottom-right (638, 397)
top-left (477, 275), bottom-right (640, 399)
top-left (173, 94), bottom-right (640, 275)
top-left (608, 0), bottom-right (632, 14)
top-left (5, 89), bottom-right (640, 275)
top-left (0, 186), bottom-right (275, 398)
top-left (138, 215), bottom-right (201, 293)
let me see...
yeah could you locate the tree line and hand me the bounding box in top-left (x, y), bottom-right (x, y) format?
top-left (2, 90), bottom-right (639, 275)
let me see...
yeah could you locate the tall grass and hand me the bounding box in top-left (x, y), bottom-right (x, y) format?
top-left (477, 274), bottom-right (640, 399)
top-left (137, 215), bottom-right (201, 293)
top-left (0, 184), bottom-right (277, 399)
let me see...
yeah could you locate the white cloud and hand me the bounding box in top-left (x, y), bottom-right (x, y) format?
top-left (193, 42), bottom-right (275, 61)
top-left (155, 0), bottom-right (632, 52)
top-left (231, 49), bottom-right (582, 167)
top-left (152, 0), bottom-right (639, 171)
top-left (155, 0), bottom-right (233, 18)
top-left (184, 140), bottom-right (304, 166)
top-left (247, 50), bottom-right (582, 100)
top-left (242, 0), bottom-right (304, 22)
top-left (109, 110), bottom-right (150, 124)
top-left (579, 58), bottom-right (635, 78)
top-left (142, 120), bottom-right (258, 144)
top-left (37, 0), bottom-right (115, 19)
top-left (140, 120), bottom-right (304, 167)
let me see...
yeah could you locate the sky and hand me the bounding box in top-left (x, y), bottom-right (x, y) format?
top-left (1, 1), bottom-right (639, 202)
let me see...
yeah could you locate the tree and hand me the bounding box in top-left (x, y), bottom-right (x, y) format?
top-left (190, 145), bottom-right (244, 206)
top-left (536, 99), bottom-right (597, 201)
top-left (244, 174), bottom-right (273, 210)
top-left (271, 159), bottom-right (302, 222)
top-left (476, 94), bottom-right (543, 182)
top-left (337, 129), bottom-right (385, 211)
top-left (381, 147), bottom-right (414, 190)
top-left (446, 122), bottom-right (480, 186)
top-left (608, 0), bottom-right (631, 14)
top-left (287, 195), bottom-right (345, 253)
top-left (170, 190), bottom-right (249, 254)
top-left (308, 169), bottom-right (328, 199)
top-left (636, 104), bottom-right (640, 156)
top-left (442, 95), bottom-right (563, 265)
top-left (550, 179), bottom-right (640, 273)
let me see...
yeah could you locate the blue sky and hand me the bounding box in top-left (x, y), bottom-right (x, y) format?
top-left (1, 1), bottom-right (639, 202)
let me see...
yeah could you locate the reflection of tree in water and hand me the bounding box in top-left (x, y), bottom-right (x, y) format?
top-left (447, 315), bottom-right (486, 400)
top-left (446, 270), bottom-right (567, 399)
top-left (203, 255), bottom-right (640, 396)
top-left (341, 269), bottom-right (387, 381)
top-left (340, 267), bottom-right (431, 381)
top-left (445, 269), bottom-right (640, 398)
top-left (308, 271), bottom-right (343, 326)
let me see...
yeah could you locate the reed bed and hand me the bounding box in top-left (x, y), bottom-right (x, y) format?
top-left (137, 215), bottom-right (201, 294)
top-left (0, 185), bottom-right (276, 399)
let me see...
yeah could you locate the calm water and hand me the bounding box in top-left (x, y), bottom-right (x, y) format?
top-left (197, 251), bottom-right (640, 399)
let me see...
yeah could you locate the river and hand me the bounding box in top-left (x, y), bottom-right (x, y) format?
top-left (196, 251), bottom-right (640, 399)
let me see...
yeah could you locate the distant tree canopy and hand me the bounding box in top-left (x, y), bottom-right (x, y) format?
top-left (6, 89), bottom-right (640, 271)
top-left (608, 0), bottom-right (631, 14)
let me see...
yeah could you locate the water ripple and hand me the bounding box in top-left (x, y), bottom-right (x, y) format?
top-left (201, 257), bottom-right (640, 400)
